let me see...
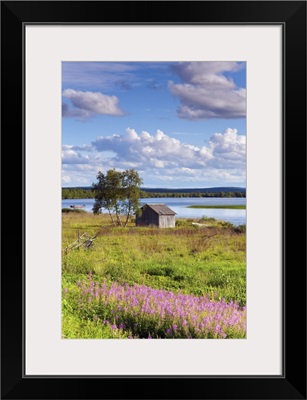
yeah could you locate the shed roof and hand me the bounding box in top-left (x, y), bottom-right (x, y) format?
top-left (142, 204), bottom-right (176, 215)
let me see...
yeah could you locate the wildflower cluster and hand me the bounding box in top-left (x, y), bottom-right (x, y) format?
top-left (65, 273), bottom-right (246, 339)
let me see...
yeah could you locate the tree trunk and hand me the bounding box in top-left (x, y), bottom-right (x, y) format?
top-left (124, 204), bottom-right (131, 227)
top-left (115, 205), bottom-right (122, 226)
top-left (124, 211), bottom-right (130, 227)
top-left (116, 214), bottom-right (122, 226)
top-left (107, 208), bottom-right (116, 225)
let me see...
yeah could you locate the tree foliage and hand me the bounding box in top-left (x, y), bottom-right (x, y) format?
top-left (62, 188), bottom-right (96, 199)
top-left (62, 187), bottom-right (245, 199)
top-left (92, 169), bottom-right (143, 226)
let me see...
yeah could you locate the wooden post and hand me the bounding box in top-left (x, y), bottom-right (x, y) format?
top-left (78, 229), bottom-right (80, 250)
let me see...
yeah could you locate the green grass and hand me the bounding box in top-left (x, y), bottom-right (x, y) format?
top-left (62, 294), bottom-right (128, 338)
top-left (187, 205), bottom-right (246, 209)
top-left (62, 212), bottom-right (246, 338)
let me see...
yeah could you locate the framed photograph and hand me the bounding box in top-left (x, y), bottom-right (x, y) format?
top-left (1, 1), bottom-right (306, 399)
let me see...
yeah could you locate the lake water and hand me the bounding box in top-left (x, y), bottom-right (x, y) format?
top-left (62, 197), bottom-right (246, 226)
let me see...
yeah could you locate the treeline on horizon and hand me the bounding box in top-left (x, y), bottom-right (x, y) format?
top-left (62, 187), bottom-right (246, 199)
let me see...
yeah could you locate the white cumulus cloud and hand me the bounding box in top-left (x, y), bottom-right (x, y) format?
top-left (62, 89), bottom-right (124, 119)
top-left (62, 174), bottom-right (71, 184)
top-left (208, 128), bottom-right (246, 169)
top-left (168, 62), bottom-right (246, 120)
top-left (62, 127), bottom-right (246, 186)
top-left (91, 127), bottom-right (245, 171)
top-left (62, 148), bottom-right (90, 164)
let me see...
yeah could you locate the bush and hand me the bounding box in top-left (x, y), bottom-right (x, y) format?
top-left (200, 216), bottom-right (217, 223)
top-left (176, 218), bottom-right (195, 227)
top-left (62, 208), bottom-right (86, 213)
top-left (233, 224), bottom-right (246, 233)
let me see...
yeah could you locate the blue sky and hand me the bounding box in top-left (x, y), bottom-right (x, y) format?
top-left (62, 62), bottom-right (246, 188)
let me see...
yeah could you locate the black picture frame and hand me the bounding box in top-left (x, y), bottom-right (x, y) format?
top-left (1, 1), bottom-right (306, 399)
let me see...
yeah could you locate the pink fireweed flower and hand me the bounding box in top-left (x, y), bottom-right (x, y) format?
top-left (74, 278), bottom-right (246, 339)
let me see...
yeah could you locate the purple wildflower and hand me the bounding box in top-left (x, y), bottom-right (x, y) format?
top-left (73, 278), bottom-right (246, 339)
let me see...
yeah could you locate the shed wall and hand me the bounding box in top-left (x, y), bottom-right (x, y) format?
top-left (159, 215), bottom-right (176, 228)
top-left (136, 207), bottom-right (159, 226)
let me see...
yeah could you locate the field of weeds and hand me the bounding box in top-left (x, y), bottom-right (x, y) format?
top-left (62, 212), bottom-right (246, 339)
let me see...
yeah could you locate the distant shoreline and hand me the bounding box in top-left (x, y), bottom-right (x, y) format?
top-left (62, 186), bottom-right (246, 200)
top-left (187, 205), bottom-right (246, 210)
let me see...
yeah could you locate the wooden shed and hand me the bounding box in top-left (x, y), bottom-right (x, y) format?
top-left (136, 204), bottom-right (176, 228)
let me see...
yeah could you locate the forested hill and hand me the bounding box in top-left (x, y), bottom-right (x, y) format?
top-left (141, 187), bottom-right (245, 194)
top-left (62, 186), bottom-right (246, 199)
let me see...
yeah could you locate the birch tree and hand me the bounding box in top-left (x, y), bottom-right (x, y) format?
top-left (92, 169), bottom-right (143, 226)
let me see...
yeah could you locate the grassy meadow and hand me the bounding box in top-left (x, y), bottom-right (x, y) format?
top-left (62, 212), bottom-right (246, 339)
